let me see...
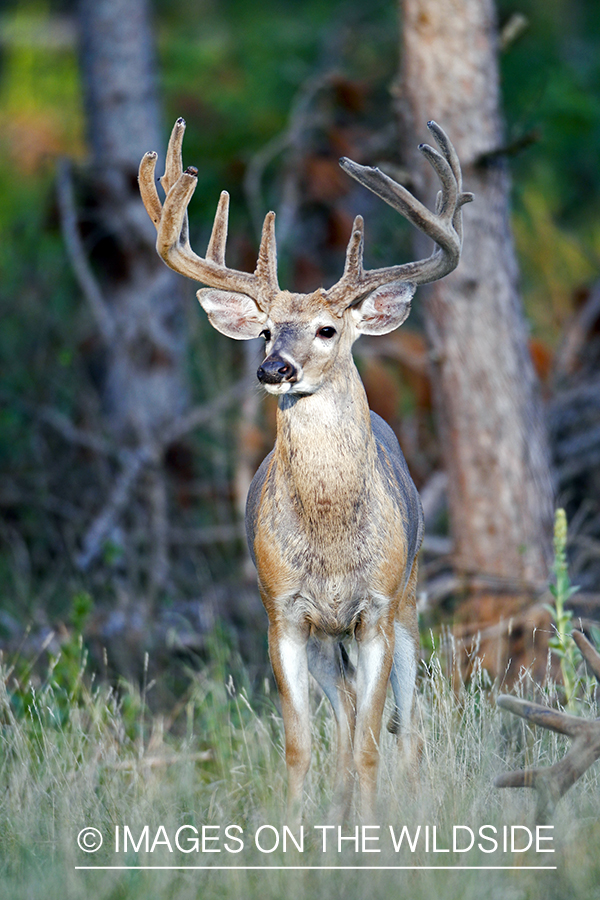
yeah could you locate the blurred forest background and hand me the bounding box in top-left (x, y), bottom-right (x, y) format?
top-left (1, 0), bottom-right (600, 700)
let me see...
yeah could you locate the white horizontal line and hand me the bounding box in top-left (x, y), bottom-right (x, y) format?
top-left (75, 865), bottom-right (557, 871)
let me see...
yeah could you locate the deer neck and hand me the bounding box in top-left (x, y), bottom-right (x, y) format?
top-left (274, 358), bottom-right (376, 525)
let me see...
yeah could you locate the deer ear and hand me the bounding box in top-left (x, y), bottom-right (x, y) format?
top-left (351, 281), bottom-right (415, 335)
top-left (197, 288), bottom-right (268, 340)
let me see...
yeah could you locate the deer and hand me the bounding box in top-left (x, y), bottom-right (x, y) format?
top-left (139, 117), bottom-right (472, 822)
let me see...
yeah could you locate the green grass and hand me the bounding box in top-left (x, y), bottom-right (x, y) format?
top-left (1, 635), bottom-right (599, 900)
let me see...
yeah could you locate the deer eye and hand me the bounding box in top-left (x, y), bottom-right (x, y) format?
top-left (317, 326), bottom-right (336, 339)
top-left (260, 329), bottom-right (271, 342)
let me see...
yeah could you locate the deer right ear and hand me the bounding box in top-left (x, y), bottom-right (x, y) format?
top-left (197, 288), bottom-right (268, 340)
top-left (351, 281), bottom-right (416, 335)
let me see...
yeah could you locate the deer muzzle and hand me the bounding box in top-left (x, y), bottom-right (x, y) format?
top-left (257, 355), bottom-right (298, 385)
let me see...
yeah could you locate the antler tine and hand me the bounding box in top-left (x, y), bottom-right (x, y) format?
top-left (417, 141), bottom-right (458, 223)
top-left (325, 215), bottom-right (367, 312)
top-left (206, 191), bottom-right (230, 266)
top-left (254, 211), bottom-right (279, 294)
top-left (154, 165), bottom-right (258, 294)
top-left (425, 121), bottom-right (473, 241)
top-left (332, 123), bottom-right (473, 308)
top-left (426, 120), bottom-right (462, 191)
top-left (339, 157), bottom-right (445, 248)
top-left (139, 150), bottom-right (162, 227)
top-left (139, 118), bottom-right (279, 306)
top-left (343, 216), bottom-right (365, 281)
top-left (161, 117), bottom-right (185, 196)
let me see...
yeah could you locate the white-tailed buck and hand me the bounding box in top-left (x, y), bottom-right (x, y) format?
top-left (139, 118), bottom-right (472, 820)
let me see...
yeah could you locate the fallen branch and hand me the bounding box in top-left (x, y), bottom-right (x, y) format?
top-left (37, 405), bottom-right (116, 457)
top-left (495, 630), bottom-right (600, 823)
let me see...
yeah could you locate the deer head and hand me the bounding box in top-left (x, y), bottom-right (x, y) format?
top-left (139, 118), bottom-right (473, 396)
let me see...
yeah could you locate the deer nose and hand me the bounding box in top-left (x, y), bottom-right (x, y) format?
top-left (257, 355), bottom-right (298, 385)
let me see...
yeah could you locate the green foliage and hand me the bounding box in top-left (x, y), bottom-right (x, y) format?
top-left (500, 0), bottom-right (600, 224)
top-left (7, 590), bottom-right (94, 725)
top-left (543, 508), bottom-right (594, 709)
top-left (0, 3), bottom-right (85, 550)
top-left (499, 0), bottom-right (600, 342)
top-left (547, 509), bottom-right (577, 697)
top-left (47, 591), bottom-right (93, 707)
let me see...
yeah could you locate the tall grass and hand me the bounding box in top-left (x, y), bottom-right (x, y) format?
top-left (1, 630), bottom-right (599, 900)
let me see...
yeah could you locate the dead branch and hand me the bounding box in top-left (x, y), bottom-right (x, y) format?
top-left (557, 445), bottom-right (600, 483)
top-left (56, 157), bottom-right (115, 344)
top-left (168, 523), bottom-right (245, 546)
top-left (424, 570), bottom-right (546, 608)
top-left (37, 405), bottom-right (116, 457)
top-left (25, 374), bottom-right (247, 573)
top-left (162, 377), bottom-right (247, 445)
top-left (554, 282), bottom-right (600, 379)
top-left (495, 630), bottom-right (600, 822)
top-left (419, 471), bottom-right (448, 525)
top-left (243, 71), bottom-right (334, 245)
top-left (499, 13), bottom-right (529, 50)
top-left (549, 377), bottom-right (600, 432)
top-left (75, 446), bottom-right (155, 570)
top-left (147, 463), bottom-right (169, 595)
top-left (555, 424), bottom-right (600, 460)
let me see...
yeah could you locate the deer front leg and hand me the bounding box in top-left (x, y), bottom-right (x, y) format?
top-left (268, 622), bottom-right (311, 823)
top-left (354, 625), bottom-right (394, 822)
top-left (307, 638), bottom-right (356, 820)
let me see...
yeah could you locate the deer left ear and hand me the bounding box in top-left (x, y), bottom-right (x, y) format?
top-left (351, 281), bottom-right (416, 335)
top-left (197, 287), bottom-right (268, 340)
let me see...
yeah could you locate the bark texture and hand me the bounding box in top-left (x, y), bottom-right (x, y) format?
top-left (399, 0), bottom-right (554, 584)
top-left (78, 0), bottom-right (188, 443)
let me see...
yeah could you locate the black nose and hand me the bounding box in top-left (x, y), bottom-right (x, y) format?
top-left (257, 355), bottom-right (298, 385)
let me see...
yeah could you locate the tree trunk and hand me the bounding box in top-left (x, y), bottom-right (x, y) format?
top-left (78, 0), bottom-right (188, 444)
top-left (399, 0), bottom-right (554, 586)
top-left (72, 0), bottom-right (193, 594)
